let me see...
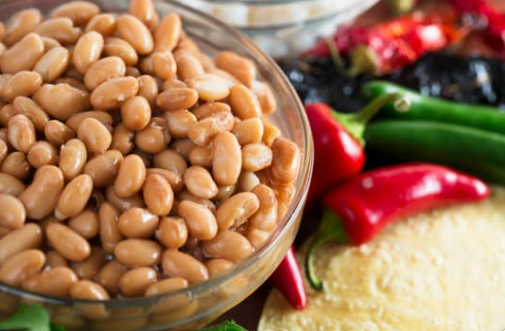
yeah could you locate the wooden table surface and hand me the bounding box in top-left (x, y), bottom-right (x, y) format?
top-left (220, 0), bottom-right (505, 329)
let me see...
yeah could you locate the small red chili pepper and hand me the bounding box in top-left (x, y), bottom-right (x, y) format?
top-left (305, 13), bottom-right (467, 75)
top-left (269, 246), bottom-right (306, 310)
top-left (304, 93), bottom-right (408, 206)
top-left (448, 0), bottom-right (505, 57)
top-left (305, 163), bottom-right (490, 291)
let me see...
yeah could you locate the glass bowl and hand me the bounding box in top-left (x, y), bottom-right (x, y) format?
top-left (0, 0), bottom-right (313, 330)
top-left (174, 0), bottom-right (381, 57)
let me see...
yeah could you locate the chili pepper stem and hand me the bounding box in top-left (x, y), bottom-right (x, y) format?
top-left (332, 92), bottom-right (409, 144)
top-left (305, 208), bottom-right (349, 291)
top-left (348, 45), bottom-right (379, 76)
top-left (324, 37), bottom-right (348, 77)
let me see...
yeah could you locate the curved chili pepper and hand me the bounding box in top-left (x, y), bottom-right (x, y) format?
top-left (305, 163), bottom-right (490, 291)
top-left (305, 93), bottom-right (408, 206)
top-left (269, 247), bottom-right (306, 310)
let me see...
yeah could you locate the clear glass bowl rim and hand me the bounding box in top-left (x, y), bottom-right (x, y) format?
top-left (0, 0), bottom-right (314, 309)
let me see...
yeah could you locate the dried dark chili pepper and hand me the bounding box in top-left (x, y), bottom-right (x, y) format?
top-left (305, 13), bottom-right (467, 75)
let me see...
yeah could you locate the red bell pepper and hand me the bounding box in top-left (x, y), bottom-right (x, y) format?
top-left (305, 93), bottom-right (409, 206)
top-left (269, 247), bottom-right (306, 310)
top-left (448, 0), bottom-right (505, 57)
top-left (305, 163), bottom-right (490, 291)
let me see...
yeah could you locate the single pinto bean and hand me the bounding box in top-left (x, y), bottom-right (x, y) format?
top-left (34, 18), bottom-right (81, 44)
top-left (8, 114), bottom-right (36, 153)
top-left (137, 75), bottom-right (158, 108)
top-left (146, 168), bottom-right (183, 192)
top-left (241, 143), bottom-right (273, 172)
top-left (71, 247), bottom-right (106, 280)
top-left (117, 14), bottom-right (153, 55)
top-left (229, 84), bottom-right (262, 119)
top-left (73, 31), bottom-right (104, 74)
top-left (111, 123), bottom-right (135, 155)
top-left (0, 33), bottom-right (45, 74)
top-left (4, 9), bottom-right (42, 46)
top-left (232, 117), bottom-right (263, 145)
top-left (153, 149), bottom-right (187, 175)
top-left (0, 194), bottom-right (25, 229)
top-left (55, 174), bottom-right (93, 220)
top-left (184, 166), bottom-right (218, 199)
top-left (27, 141), bottom-right (58, 168)
top-left (156, 216), bottom-right (187, 249)
top-left (84, 150), bottom-right (123, 187)
top-left (99, 202), bottom-right (123, 254)
top-left (13, 96), bottom-right (50, 132)
top-left (145, 277), bottom-right (188, 296)
top-left (46, 250), bottom-right (69, 268)
top-left (33, 83), bottom-right (91, 121)
top-left (128, 0), bottom-right (159, 28)
top-left (215, 51), bottom-right (256, 86)
top-left (114, 239), bottom-right (161, 267)
top-left (90, 77), bottom-right (139, 111)
top-left (59, 139), bottom-right (87, 180)
top-left (143, 174), bottom-right (174, 216)
top-left (0, 173), bottom-right (25, 196)
top-left (118, 208), bottom-right (159, 239)
top-left (187, 74), bottom-right (230, 102)
top-left (1, 152), bottom-right (30, 181)
top-left (202, 230), bottom-right (253, 262)
top-left (96, 260), bottom-right (127, 295)
top-left (269, 137), bottom-right (300, 184)
top-left (77, 118), bottom-right (112, 153)
top-left (121, 96), bottom-right (151, 131)
top-left (103, 37), bottom-right (138, 66)
top-left (33, 47), bottom-right (70, 83)
top-left (84, 56), bottom-right (126, 90)
top-left (216, 192), bottom-right (260, 230)
top-left (19, 165), bottom-right (65, 220)
top-left (85, 14), bottom-right (117, 36)
top-left (114, 154), bottom-right (146, 198)
top-left (44, 120), bottom-right (75, 147)
top-left (70, 280), bottom-right (110, 300)
top-left (68, 209), bottom-right (100, 239)
top-left (213, 132), bottom-right (242, 186)
top-left (154, 13), bottom-right (181, 52)
top-left (119, 267), bottom-right (157, 297)
top-left (250, 184), bottom-right (278, 232)
top-left (156, 88), bottom-right (198, 112)
top-left (0, 223), bottom-right (42, 264)
top-left (46, 223), bottom-right (91, 262)
top-left (164, 109), bottom-right (197, 138)
top-left (67, 111), bottom-right (114, 133)
top-left (205, 259), bottom-right (234, 277)
top-left (178, 200), bottom-right (217, 240)
top-left (0, 249), bottom-right (45, 286)
top-left (51, 1), bottom-right (100, 25)
top-left (134, 117), bottom-right (171, 154)
top-left (2, 71), bottom-right (42, 102)
top-left (22, 267), bottom-right (77, 297)
top-left (162, 249), bottom-right (208, 284)
top-left (153, 52), bottom-right (177, 80)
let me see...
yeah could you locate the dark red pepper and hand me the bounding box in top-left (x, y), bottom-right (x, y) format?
top-left (305, 13), bottom-right (467, 75)
top-left (305, 93), bottom-right (408, 206)
top-left (305, 163), bottom-right (490, 291)
top-left (448, 0), bottom-right (505, 57)
top-left (269, 247), bottom-right (306, 310)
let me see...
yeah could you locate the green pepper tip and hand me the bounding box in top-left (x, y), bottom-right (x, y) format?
top-left (305, 209), bottom-right (350, 291)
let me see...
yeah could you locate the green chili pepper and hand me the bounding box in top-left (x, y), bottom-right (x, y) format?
top-left (361, 81), bottom-right (505, 135)
top-left (365, 120), bottom-right (505, 185)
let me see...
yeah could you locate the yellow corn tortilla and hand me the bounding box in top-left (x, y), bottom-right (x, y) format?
top-left (259, 187), bottom-right (505, 331)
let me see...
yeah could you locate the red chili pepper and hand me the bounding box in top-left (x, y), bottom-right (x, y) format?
top-left (305, 163), bottom-right (490, 291)
top-left (448, 0), bottom-right (505, 57)
top-left (269, 246), bottom-right (306, 310)
top-left (304, 93), bottom-right (408, 206)
top-left (305, 13), bottom-right (467, 75)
